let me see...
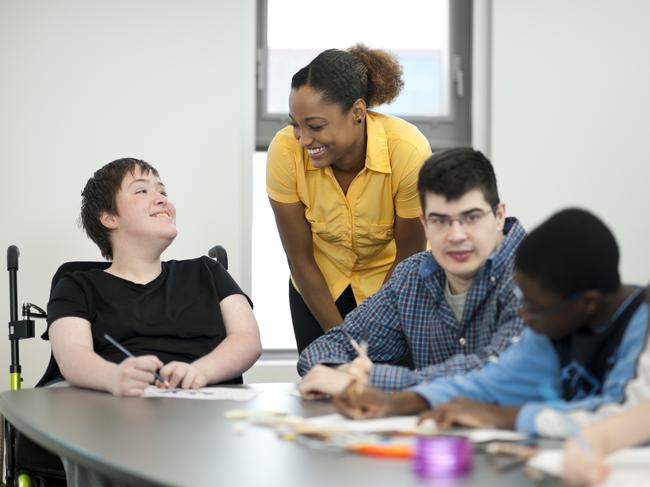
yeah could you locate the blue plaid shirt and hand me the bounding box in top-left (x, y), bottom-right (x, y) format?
top-left (297, 217), bottom-right (527, 390)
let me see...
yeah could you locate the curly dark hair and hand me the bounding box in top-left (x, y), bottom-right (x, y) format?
top-left (80, 158), bottom-right (159, 260)
top-left (515, 208), bottom-right (621, 297)
top-left (291, 44), bottom-right (404, 111)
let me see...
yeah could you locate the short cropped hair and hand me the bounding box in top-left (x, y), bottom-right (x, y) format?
top-left (515, 208), bottom-right (621, 297)
top-left (80, 158), bottom-right (158, 260)
top-left (417, 148), bottom-right (500, 211)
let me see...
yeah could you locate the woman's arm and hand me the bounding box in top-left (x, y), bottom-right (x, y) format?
top-left (49, 317), bottom-right (163, 396)
top-left (270, 198), bottom-right (344, 331)
top-left (383, 215), bottom-right (426, 283)
top-left (163, 294), bottom-right (262, 387)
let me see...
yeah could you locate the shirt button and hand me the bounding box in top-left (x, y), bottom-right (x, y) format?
top-left (490, 276), bottom-right (496, 285)
top-left (459, 337), bottom-right (466, 346)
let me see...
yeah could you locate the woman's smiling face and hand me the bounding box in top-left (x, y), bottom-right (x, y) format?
top-left (288, 85), bottom-right (365, 169)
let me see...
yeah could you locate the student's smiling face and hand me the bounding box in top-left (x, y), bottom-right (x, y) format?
top-left (288, 85), bottom-right (365, 169)
top-left (101, 166), bottom-right (177, 246)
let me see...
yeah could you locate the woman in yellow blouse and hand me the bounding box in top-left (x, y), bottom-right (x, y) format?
top-left (267, 45), bottom-right (431, 352)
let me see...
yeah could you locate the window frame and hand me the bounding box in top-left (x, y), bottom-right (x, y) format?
top-left (255, 0), bottom-right (473, 150)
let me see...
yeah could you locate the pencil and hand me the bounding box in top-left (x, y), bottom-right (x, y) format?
top-left (103, 333), bottom-right (168, 386)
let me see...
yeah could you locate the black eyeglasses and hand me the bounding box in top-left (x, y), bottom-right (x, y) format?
top-left (424, 207), bottom-right (495, 232)
top-left (514, 287), bottom-right (584, 322)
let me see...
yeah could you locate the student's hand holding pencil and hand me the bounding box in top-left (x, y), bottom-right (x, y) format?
top-left (338, 329), bottom-right (372, 387)
top-left (108, 355), bottom-right (165, 397)
top-left (347, 355), bottom-right (372, 386)
top-left (299, 364), bottom-right (356, 399)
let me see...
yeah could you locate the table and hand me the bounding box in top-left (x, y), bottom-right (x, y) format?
top-left (0, 384), bottom-right (556, 487)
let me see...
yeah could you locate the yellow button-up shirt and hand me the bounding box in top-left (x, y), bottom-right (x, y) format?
top-left (266, 111), bottom-right (431, 303)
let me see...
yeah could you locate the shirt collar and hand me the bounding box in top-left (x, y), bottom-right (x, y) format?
top-left (305, 111), bottom-right (391, 173)
top-left (363, 112), bottom-right (391, 174)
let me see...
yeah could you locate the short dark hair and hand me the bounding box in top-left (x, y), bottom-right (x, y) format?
top-left (515, 208), bottom-right (621, 297)
top-left (80, 158), bottom-right (159, 260)
top-left (417, 148), bottom-right (500, 211)
top-left (291, 44), bottom-right (403, 111)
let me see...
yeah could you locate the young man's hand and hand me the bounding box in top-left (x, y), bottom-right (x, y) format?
top-left (334, 384), bottom-right (431, 420)
top-left (418, 397), bottom-right (520, 430)
top-left (109, 355), bottom-right (163, 397)
top-left (336, 355), bottom-right (372, 384)
top-left (333, 382), bottom-right (392, 419)
top-left (347, 355), bottom-right (372, 383)
top-left (299, 364), bottom-right (355, 399)
top-left (159, 361), bottom-right (209, 389)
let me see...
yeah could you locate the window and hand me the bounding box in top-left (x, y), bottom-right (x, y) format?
top-left (256, 0), bottom-right (472, 149)
top-left (251, 151), bottom-right (293, 350)
top-left (252, 0), bottom-right (473, 349)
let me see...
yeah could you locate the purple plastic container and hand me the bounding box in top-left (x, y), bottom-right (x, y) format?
top-left (412, 436), bottom-right (473, 477)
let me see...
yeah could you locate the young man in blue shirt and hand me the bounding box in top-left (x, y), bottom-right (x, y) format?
top-left (298, 148), bottom-right (526, 394)
top-left (332, 209), bottom-right (649, 438)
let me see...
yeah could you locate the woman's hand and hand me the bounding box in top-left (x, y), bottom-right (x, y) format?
top-left (159, 361), bottom-right (209, 389)
top-left (109, 355), bottom-right (163, 397)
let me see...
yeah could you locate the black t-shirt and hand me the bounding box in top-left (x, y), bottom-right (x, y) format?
top-left (46, 256), bottom-right (251, 383)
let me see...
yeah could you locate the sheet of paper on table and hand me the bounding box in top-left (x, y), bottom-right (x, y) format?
top-left (299, 413), bottom-right (529, 442)
top-left (299, 414), bottom-right (427, 434)
top-left (143, 386), bottom-right (258, 401)
top-left (527, 447), bottom-right (650, 487)
top-left (447, 427), bottom-right (529, 443)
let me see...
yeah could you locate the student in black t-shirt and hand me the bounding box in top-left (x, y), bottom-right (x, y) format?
top-left (47, 158), bottom-right (262, 396)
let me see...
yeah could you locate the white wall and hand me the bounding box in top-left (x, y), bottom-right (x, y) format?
top-left (0, 0), bottom-right (255, 388)
top-left (490, 0), bottom-right (650, 284)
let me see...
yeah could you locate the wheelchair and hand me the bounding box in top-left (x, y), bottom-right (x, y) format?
top-left (2, 244), bottom-right (231, 487)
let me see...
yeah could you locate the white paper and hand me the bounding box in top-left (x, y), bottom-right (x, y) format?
top-left (446, 428), bottom-right (529, 443)
top-left (298, 414), bottom-right (529, 442)
top-left (527, 447), bottom-right (650, 486)
top-left (143, 386), bottom-right (258, 401)
top-left (300, 413), bottom-right (428, 434)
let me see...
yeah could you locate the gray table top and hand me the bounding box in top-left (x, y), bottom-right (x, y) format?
top-left (0, 383), bottom-right (556, 487)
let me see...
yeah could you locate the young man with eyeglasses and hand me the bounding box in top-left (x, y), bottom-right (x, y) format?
top-left (330, 209), bottom-right (648, 440)
top-left (298, 148), bottom-right (527, 395)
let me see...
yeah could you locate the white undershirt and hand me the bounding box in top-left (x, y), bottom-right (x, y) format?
top-left (444, 279), bottom-right (468, 322)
